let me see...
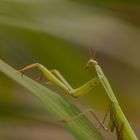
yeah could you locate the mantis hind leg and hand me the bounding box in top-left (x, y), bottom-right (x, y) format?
top-left (62, 108), bottom-right (108, 131)
top-left (111, 106), bottom-right (124, 140)
top-left (116, 123), bottom-right (124, 140)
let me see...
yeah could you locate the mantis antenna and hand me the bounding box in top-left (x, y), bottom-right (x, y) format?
top-left (87, 45), bottom-right (97, 60)
top-left (92, 49), bottom-right (97, 60)
top-left (88, 46), bottom-right (93, 59)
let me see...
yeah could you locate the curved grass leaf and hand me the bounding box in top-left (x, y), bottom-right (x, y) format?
top-left (0, 59), bottom-right (105, 140)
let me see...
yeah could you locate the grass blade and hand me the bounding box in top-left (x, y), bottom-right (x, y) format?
top-left (0, 59), bottom-right (105, 140)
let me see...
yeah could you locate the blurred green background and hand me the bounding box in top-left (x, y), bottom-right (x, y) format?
top-left (0, 0), bottom-right (140, 140)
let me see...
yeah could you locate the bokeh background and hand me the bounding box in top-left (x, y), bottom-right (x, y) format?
top-left (0, 0), bottom-right (140, 140)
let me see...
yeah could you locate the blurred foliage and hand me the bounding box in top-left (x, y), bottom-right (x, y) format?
top-left (0, 0), bottom-right (140, 139)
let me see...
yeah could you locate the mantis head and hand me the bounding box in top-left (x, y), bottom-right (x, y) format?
top-left (85, 59), bottom-right (98, 70)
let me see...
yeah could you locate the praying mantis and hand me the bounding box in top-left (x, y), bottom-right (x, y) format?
top-left (19, 51), bottom-right (138, 140)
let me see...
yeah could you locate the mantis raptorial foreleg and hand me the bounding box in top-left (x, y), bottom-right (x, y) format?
top-left (36, 69), bottom-right (73, 88)
top-left (19, 63), bottom-right (70, 93)
top-left (49, 69), bottom-right (73, 91)
top-left (19, 63), bottom-right (99, 98)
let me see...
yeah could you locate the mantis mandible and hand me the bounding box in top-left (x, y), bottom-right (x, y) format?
top-left (19, 51), bottom-right (138, 140)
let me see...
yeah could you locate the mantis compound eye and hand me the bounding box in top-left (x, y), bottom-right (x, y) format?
top-left (85, 66), bottom-right (89, 70)
top-left (94, 81), bottom-right (99, 86)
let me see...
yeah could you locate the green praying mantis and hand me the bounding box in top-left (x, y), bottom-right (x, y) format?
top-left (19, 50), bottom-right (138, 140)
